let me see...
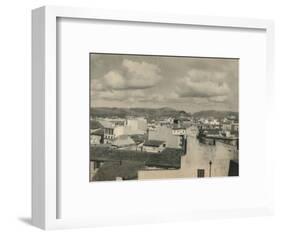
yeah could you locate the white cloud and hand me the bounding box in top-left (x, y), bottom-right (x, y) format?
top-left (122, 59), bottom-right (162, 88)
top-left (91, 79), bottom-right (105, 91)
top-left (91, 54), bottom-right (238, 111)
top-left (208, 96), bottom-right (228, 103)
top-left (138, 91), bottom-right (179, 103)
top-left (95, 89), bottom-right (146, 102)
top-left (104, 71), bottom-right (126, 90)
top-left (187, 69), bottom-right (227, 83)
top-left (92, 59), bottom-right (162, 91)
top-left (177, 76), bottom-right (230, 98)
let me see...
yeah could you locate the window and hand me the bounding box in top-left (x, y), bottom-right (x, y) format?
top-left (197, 169), bottom-right (205, 178)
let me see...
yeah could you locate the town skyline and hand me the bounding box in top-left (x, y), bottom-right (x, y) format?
top-left (90, 53), bottom-right (239, 113)
top-left (91, 105), bottom-right (239, 114)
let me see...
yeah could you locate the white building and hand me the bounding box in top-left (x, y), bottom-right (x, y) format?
top-left (112, 135), bottom-right (136, 150)
top-left (91, 135), bottom-right (102, 145)
top-left (210, 119), bottom-right (220, 125)
top-left (142, 140), bottom-right (166, 153)
top-left (172, 127), bottom-right (186, 136)
top-left (125, 117), bottom-right (147, 135)
top-left (113, 125), bottom-right (125, 137)
top-left (149, 125), bottom-right (182, 149)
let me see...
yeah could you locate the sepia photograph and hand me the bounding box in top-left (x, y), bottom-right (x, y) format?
top-left (90, 53), bottom-right (239, 182)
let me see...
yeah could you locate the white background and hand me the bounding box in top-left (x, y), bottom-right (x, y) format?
top-left (0, 0), bottom-right (280, 235)
top-left (58, 18), bottom-right (269, 220)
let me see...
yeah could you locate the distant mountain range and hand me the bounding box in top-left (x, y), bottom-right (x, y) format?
top-left (91, 107), bottom-right (238, 120)
top-left (91, 107), bottom-right (190, 120)
top-left (192, 110), bottom-right (239, 119)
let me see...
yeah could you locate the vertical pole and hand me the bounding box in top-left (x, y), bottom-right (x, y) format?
top-left (209, 160), bottom-right (212, 177)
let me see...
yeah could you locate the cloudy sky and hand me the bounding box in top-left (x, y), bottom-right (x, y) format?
top-left (90, 53), bottom-right (239, 113)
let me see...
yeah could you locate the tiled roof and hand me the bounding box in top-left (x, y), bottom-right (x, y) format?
top-left (205, 129), bottom-right (220, 135)
top-left (90, 120), bottom-right (104, 130)
top-left (143, 140), bottom-right (165, 147)
top-left (172, 126), bottom-right (185, 130)
top-left (90, 146), bottom-right (182, 169)
top-left (91, 128), bottom-right (104, 136)
top-left (98, 120), bottom-right (115, 129)
top-left (92, 161), bottom-right (145, 181)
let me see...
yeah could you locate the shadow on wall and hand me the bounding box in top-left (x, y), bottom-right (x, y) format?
top-left (228, 160), bottom-right (239, 176)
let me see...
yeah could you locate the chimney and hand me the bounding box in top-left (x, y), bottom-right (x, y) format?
top-left (146, 127), bottom-right (149, 141)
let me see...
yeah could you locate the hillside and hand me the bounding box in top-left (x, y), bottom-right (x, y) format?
top-left (91, 107), bottom-right (191, 120)
top-left (91, 107), bottom-right (238, 121)
top-left (192, 110), bottom-right (239, 119)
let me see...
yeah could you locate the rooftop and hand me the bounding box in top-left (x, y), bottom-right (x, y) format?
top-left (143, 140), bottom-right (165, 147)
top-left (90, 120), bottom-right (104, 130)
top-left (91, 145), bottom-right (182, 169)
top-left (92, 161), bottom-right (145, 181)
top-left (172, 126), bottom-right (186, 130)
top-left (129, 134), bottom-right (146, 144)
top-left (112, 135), bottom-right (135, 147)
top-left (91, 128), bottom-right (104, 136)
top-left (98, 120), bottom-right (115, 129)
top-left (204, 129), bottom-right (221, 135)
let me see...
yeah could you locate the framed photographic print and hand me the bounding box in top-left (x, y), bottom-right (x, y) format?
top-left (89, 53), bottom-right (239, 182)
top-left (32, 6), bottom-right (274, 230)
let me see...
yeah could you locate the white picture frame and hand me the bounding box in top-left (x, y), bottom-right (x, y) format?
top-left (32, 5), bottom-right (274, 230)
